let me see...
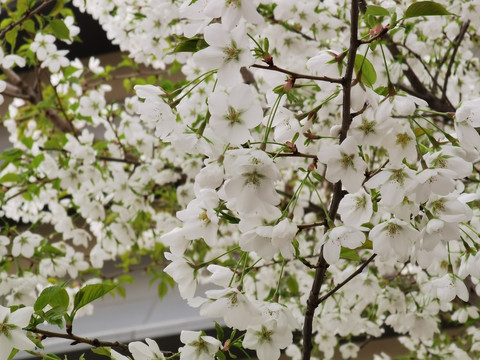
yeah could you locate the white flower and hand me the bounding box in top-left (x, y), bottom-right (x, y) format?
top-left (243, 320), bottom-right (292, 360)
top-left (0, 306), bottom-right (35, 360)
top-left (134, 85), bottom-right (177, 140)
top-left (204, 0), bottom-right (263, 29)
top-left (430, 274), bottom-right (469, 303)
top-left (307, 50), bottom-right (343, 78)
top-left (208, 84), bottom-right (262, 145)
top-left (41, 49), bottom-right (70, 72)
top-left (365, 165), bottom-right (417, 208)
top-left (271, 219), bottom-right (297, 259)
top-left (193, 23), bottom-right (254, 86)
top-left (179, 330), bottom-right (221, 360)
top-left (0, 235), bottom-right (10, 257)
top-left (318, 136), bottom-right (367, 193)
top-left (164, 252), bottom-right (196, 300)
top-left (200, 288), bottom-right (261, 330)
top-left (176, 189), bottom-right (220, 246)
top-left (369, 218), bottom-right (419, 262)
top-left (223, 149), bottom-right (281, 215)
top-left (455, 98), bottom-right (480, 152)
top-left (12, 231), bottom-right (42, 258)
top-left (317, 226), bottom-right (365, 265)
top-left (338, 189), bottom-right (373, 227)
top-left (30, 33), bottom-right (56, 61)
top-left (128, 338), bottom-right (165, 360)
top-left (339, 342), bottom-right (360, 359)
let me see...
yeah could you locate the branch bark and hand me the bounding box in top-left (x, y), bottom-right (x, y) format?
top-left (301, 2), bottom-right (361, 359)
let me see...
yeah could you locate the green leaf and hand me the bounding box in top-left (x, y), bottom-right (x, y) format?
top-left (40, 244), bottom-right (65, 256)
top-left (22, 19), bottom-right (35, 33)
top-left (404, 1), bottom-right (452, 18)
top-left (340, 247), bottom-right (361, 261)
top-left (63, 65), bottom-right (80, 78)
top-left (157, 281), bottom-right (168, 299)
top-left (0, 173), bottom-right (21, 184)
top-left (286, 275), bottom-right (300, 295)
top-left (31, 153), bottom-right (45, 168)
top-left (6, 28), bottom-right (18, 49)
top-left (34, 284), bottom-right (69, 311)
top-left (311, 171), bottom-right (323, 182)
top-left (21, 137), bottom-right (34, 149)
top-left (91, 347), bottom-right (111, 356)
top-left (0, 18), bottom-right (13, 30)
top-left (49, 0), bottom-right (65, 16)
top-left (7, 349), bottom-right (19, 360)
top-left (73, 283), bottom-right (117, 315)
top-left (354, 54), bottom-right (377, 87)
top-left (215, 351), bottom-right (226, 360)
top-left (215, 321), bottom-right (224, 342)
top-left (173, 37), bottom-right (208, 53)
top-left (366, 5), bottom-right (390, 17)
top-left (49, 19), bottom-right (70, 40)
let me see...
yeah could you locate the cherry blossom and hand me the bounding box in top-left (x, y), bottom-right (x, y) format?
top-left (179, 330), bottom-right (221, 360)
top-left (193, 23), bottom-right (254, 86)
top-left (0, 306), bottom-right (35, 360)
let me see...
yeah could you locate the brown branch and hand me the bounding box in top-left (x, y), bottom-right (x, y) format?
top-left (268, 151), bottom-right (317, 159)
top-left (385, 37), bottom-right (455, 113)
top-left (297, 222), bottom-right (325, 230)
top-left (317, 253), bottom-right (377, 304)
top-left (251, 64), bottom-right (343, 83)
top-left (391, 41), bottom-right (442, 93)
top-left (257, 8), bottom-right (316, 42)
top-left (442, 21), bottom-right (470, 101)
top-left (0, 0), bottom-right (55, 40)
top-left (39, 147), bottom-right (141, 166)
top-left (29, 327), bottom-right (129, 351)
top-left (302, 2), bottom-right (361, 359)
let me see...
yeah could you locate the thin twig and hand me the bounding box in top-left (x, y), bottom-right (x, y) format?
top-left (0, 0), bottom-right (55, 40)
top-left (29, 327), bottom-right (130, 352)
top-left (317, 254), bottom-right (377, 304)
top-left (251, 63), bottom-right (343, 83)
top-left (268, 151), bottom-right (317, 159)
top-left (442, 21), bottom-right (470, 101)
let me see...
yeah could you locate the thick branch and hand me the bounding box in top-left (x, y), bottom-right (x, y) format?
top-left (301, 2), bottom-right (360, 360)
top-left (386, 38), bottom-right (455, 113)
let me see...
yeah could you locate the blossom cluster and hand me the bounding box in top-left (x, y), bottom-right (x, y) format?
top-left (0, 0), bottom-right (479, 360)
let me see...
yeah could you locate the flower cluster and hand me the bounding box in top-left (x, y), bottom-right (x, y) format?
top-left (0, 0), bottom-right (479, 360)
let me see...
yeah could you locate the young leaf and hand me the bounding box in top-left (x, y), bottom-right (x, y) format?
top-left (354, 54), bottom-right (377, 87)
top-left (366, 5), bottom-right (390, 17)
top-left (340, 247), bottom-right (361, 261)
top-left (34, 284), bottom-right (69, 311)
top-left (49, 19), bottom-right (70, 40)
top-left (215, 321), bottom-right (224, 341)
top-left (73, 283), bottom-right (117, 315)
top-left (0, 173), bottom-right (21, 184)
top-left (404, 1), bottom-right (452, 18)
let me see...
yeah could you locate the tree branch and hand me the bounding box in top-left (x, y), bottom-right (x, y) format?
top-left (301, 2), bottom-right (360, 359)
top-left (442, 21), bottom-right (470, 101)
top-left (385, 37), bottom-right (455, 113)
top-left (29, 327), bottom-right (130, 352)
top-left (317, 253), bottom-right (377, 304)
top-left (0, 0), bottom-right (55, 40)
top-left (251, 63), bottom-right (343, 83)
